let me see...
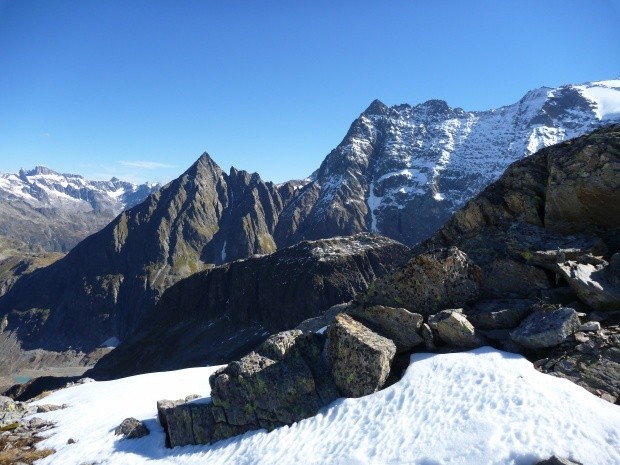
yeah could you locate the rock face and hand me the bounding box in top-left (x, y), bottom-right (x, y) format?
top-left (359, 246), bottom-right (481, 316)
top-left (327, 314), bottom-right (396, 397)
top-left (428, 309), bottom-right (486, 348)
top-left (88, 234), bottom-right (409, 379)
top-left (510, 308), bottom-right (580, 349)
top-left (0, 166), bottom-right (159, 252)
top-left (276, 80), bottom-right (620, 247)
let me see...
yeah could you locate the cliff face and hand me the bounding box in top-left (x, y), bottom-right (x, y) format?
top-left (88, 234), bottom-right (410, 379)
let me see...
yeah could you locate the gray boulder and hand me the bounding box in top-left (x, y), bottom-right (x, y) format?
top-left (465, 299), bottom-right (535, 330)
top-left (349, 305), bottom-right (423, 353)
top-left (327, 313), bottom-right (396, 397)
top-left (557, 257), bottom-right (620, 311)
top-left (114, 417), bottom-right (149, 439)
top-left (428, 309), bottom-right (487, 348)
top-left (510, 307), bottom-right (580, 349)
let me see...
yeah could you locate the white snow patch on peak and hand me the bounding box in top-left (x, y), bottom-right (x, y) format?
top-left (576, 80), bottom-right (620, 120)
top-left (99, 336), bottom-right (120, 348)
top-left (29, 348), bottom-right (620, 465)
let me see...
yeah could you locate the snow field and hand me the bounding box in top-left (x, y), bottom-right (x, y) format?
top-left (30, 347), bottom-right (620, 465)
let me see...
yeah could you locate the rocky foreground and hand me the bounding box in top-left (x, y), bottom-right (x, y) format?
top-left (156, 124), bottom-right (620, 448)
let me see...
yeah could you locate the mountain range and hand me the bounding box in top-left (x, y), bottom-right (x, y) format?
top-left (0, 166), bottom-right (159, 252)
top-left (0, 78), bottom-right (619, 373)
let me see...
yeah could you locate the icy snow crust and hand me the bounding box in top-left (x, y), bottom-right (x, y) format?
top-left (31, 348), bottom-right (620, 465)
top-left (310, 79), bottom-right (620, 235)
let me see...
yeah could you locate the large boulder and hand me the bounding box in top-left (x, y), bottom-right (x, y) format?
top-left (348, 305), bottom-right (423, 353)
top-left (428, 309), bottom-right (487, 348)
top-left (557, 256), bottom-right (620, 311)
top-left (510, 307), bottom-right (580, 349)
top-left (544, 131), bottom-right (620, 235)
top-left (209, 350), bottom-right (322, 434)
top-left (114, 417), bottom-right (149, 439)
top-left (327, 313), bottom-right (396, 397)
top-left (360, 247), bottom-right (481, 316)
top-left (465, 299), bottom-right (535, 330)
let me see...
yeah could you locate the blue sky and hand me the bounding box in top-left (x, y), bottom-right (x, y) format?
top-left (1, 0), bottom-right (619, 184)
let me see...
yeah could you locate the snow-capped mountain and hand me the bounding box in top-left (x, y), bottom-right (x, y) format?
top-left (275, 78), bottom-right (620, 246)
top-left (0, 166), bottom-right (158, 214)
top-left (0, 166), bottom-right (159, 251)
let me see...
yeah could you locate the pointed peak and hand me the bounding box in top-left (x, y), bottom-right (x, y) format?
top-left (363, 99), bottom-right (389, 116)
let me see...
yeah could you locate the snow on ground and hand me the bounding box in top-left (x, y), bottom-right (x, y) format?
top-left (31, 348), bottom-right (620, 465)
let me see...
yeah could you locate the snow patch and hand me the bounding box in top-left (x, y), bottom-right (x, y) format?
top-left (30, 348), bottom-right (620, 465)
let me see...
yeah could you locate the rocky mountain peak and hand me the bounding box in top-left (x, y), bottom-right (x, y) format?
top-left (363, 99), bottom-right (389, 116)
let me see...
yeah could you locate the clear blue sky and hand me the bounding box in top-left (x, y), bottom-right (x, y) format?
top-left (1, 0), bottom-right (619, 184)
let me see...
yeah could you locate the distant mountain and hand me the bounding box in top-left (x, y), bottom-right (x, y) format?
top-left (276, 79), bottom-right (620, 246)
top-left (0, 166), bottom-right (160, 251)
top-left (0, 78), bottom-right (619, 365)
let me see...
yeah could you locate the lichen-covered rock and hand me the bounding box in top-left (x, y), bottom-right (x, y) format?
top-left (349, 305), bottom-right (423, 353)
top-left (428, 309), bottom-right (487, 348)
top-left (360, 247), bottom-right (481, 316)
top-left (510, 307), bottom-right (580, 349)
top-left (465, 299), bottom-right (535, 330)
top-left (157, 400), bottom-right (214, 447)
top-left (114, 417), bottom-right (149, 439)
top-left (327, 313), bottom-right (396, 397)
top-left (557, 257), bottom-right (620, 311)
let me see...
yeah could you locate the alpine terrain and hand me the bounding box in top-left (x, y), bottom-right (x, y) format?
top-left (0, 78), bottom-right (619, 380)
top-left (0, 166), bottom-right (159, 252)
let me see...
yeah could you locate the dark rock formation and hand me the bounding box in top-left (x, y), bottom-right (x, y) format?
top-left (510, 308), bottom-right (580, 349)
top-left (88, 234), bottom-right (409, 379)
top-left (327, 314), bottom-right (396, 397)
top-left (464, 299), bottom-right (536, 330)
top-left (359, 246), bottom-right (481, 316)
top-left (535, 456), bottom-right (583, 465)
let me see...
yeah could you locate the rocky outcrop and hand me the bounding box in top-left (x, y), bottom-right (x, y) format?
top-left (428, 309), bottom-right (486, 348)
top-left (88, 234), bottom-right (409, 380)
top-left (536, 318), bottom-right (620, 403)
top-left (359, 246), bottom-right (481, 316)
top-left (535, 457), bottom-right (583, 465)
top-left (160, 313), bottom-right (404, 447)
top-left (510, 308), bottom-right (580, 349)
top-left (557, 256), bottom-right (620, 311)
top-left (327, 314), bottom-right (396, 397)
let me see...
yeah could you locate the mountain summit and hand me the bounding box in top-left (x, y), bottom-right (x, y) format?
top-left (275, 79), bottom-right (620, 246)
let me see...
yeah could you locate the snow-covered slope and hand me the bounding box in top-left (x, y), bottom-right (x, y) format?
top-left (276, 78), bottom-right (620, 246)
top-left (0, 166), bottom-right (159, 251)
top-left (31, 348), bottom-right (620, 465)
